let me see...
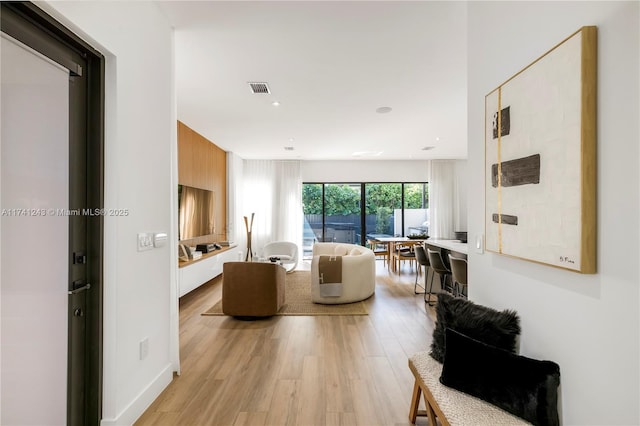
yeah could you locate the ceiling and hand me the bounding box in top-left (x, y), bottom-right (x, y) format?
top-left (157, 1), bottom-right (468, 161)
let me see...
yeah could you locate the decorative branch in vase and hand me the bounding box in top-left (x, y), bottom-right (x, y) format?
top-left (244, 213), bottom-right (254, 261)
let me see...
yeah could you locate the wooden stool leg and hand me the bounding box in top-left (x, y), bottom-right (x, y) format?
top-left (425, 396), bottom-right (437, 425)
top-left (409, 379), bottom-right (422, 424)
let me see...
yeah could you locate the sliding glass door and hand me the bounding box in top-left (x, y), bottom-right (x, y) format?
top-left (364, 183), bottom-right (402, 239)
top-left (302, 182), bottom-right (428, 259)
top-left (403, 183), bottom-right (430, 236)
top-left (302, 184), bottom-right (322, 258)
top-left (324, 184), bottom-right (361, 244)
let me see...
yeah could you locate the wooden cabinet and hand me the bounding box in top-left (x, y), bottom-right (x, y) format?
top-left (178, 245), bottom-right (240, 297)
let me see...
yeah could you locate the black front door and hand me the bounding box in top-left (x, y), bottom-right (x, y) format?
top-left (1, 3), bottom-right (104, 425)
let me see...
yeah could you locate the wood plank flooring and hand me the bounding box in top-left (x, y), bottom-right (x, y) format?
top-left (135, 261), bottom-right (435, 426)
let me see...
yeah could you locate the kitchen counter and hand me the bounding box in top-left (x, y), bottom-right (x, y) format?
top-left (425, 239), bottom-right (468, 256)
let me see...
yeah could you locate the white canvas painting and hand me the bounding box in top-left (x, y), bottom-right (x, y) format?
top-left (485, 27), bottom-right (597, 273)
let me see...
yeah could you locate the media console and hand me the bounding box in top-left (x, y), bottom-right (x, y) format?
top-left (178, 244), bottom-right (240, 297)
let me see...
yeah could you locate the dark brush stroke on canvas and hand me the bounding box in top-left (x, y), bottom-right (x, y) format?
top-left (492, 106), bottom-right (511, 139)
top-left (492, 213), bottom-right (518, 226)
top-left (492, 154), bottom-right (541, 188)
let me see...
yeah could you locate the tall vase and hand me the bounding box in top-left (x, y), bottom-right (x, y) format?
top-left (244, 213), bottom-right (254, 261)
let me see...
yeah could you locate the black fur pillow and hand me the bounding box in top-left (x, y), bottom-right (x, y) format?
top-left (440, 328), bottom-right (561, 426)
top-left (430, 293), bottom-right (520, 362)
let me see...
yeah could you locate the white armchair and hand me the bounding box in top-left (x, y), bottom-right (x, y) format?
top-left (262, 241), bottom-right (299, 273)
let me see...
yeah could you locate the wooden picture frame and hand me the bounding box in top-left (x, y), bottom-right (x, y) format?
top-left (485, 26), bottom-right (597, 273)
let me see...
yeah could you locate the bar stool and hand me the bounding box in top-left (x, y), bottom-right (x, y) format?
top-left (413, 245), bottom-right (432, 299)
top-left (449, 254), bottom-right (468, 299)
top-left (426, 248), bottom-right (453, 306)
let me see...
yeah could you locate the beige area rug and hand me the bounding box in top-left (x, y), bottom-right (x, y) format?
top-left (202, 270), bottom-right (368, 316)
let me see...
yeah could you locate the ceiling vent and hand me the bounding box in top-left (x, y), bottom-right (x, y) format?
top-left (248, 82), bottom-right (271, 94)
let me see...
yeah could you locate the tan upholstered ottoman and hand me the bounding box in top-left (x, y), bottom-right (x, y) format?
top-left (222, 261), bottom-right (286, 317)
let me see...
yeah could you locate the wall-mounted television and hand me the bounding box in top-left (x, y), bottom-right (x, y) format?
top-left (178, 184), bottom-right (215, 240)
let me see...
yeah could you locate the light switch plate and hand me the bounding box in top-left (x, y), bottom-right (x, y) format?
top-left (153, 232), bottom-right (168, 247)
top-left (475, 234), bottom-right (484, 254)
top-left (137, 233), bottom-right (153, 251)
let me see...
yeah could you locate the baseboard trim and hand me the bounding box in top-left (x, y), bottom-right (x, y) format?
top-left (100, 363), bottom-right (174, 426)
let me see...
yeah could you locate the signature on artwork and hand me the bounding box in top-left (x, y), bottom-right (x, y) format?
top-left (559, 256), bottom-right (575, 264)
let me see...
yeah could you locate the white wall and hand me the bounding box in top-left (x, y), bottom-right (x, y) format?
top-left (301, 159), bottom-right (429, 182)
top-left (467, 2), bottom-right (639, 425)
top-left (41, 2), bottom-right (177, 424)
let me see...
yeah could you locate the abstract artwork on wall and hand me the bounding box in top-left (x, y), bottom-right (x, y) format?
top-left (485, 26), bottom-right (597, 273)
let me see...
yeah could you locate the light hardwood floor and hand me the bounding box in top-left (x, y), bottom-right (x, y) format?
top-left (136, 260), bottom-right (435, 426)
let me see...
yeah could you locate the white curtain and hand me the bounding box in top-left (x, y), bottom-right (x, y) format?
top-left (274, 161), bottom-right (303, 245)
top-left (453, 161), bottom-right (468, 233)
top-left (241, 160), bottom-right (302, 260)
top-left (429, 160), bottom-right (456, 239)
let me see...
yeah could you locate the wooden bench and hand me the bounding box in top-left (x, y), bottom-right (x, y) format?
top-left (408, 351), bottom-right (531, 426)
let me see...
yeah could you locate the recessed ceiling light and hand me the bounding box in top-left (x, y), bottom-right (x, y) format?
top-left (421, 146), bottom-right (435, 151)
top-left (375, 106), bottom-right (392, 114)
top-left (435, 137), bottom-right (440, 141)
top-left (272, 101), bottom-right (280, 107)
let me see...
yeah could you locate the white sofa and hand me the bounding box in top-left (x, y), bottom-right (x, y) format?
top-left (311, 242), bottom-right (376, 304)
